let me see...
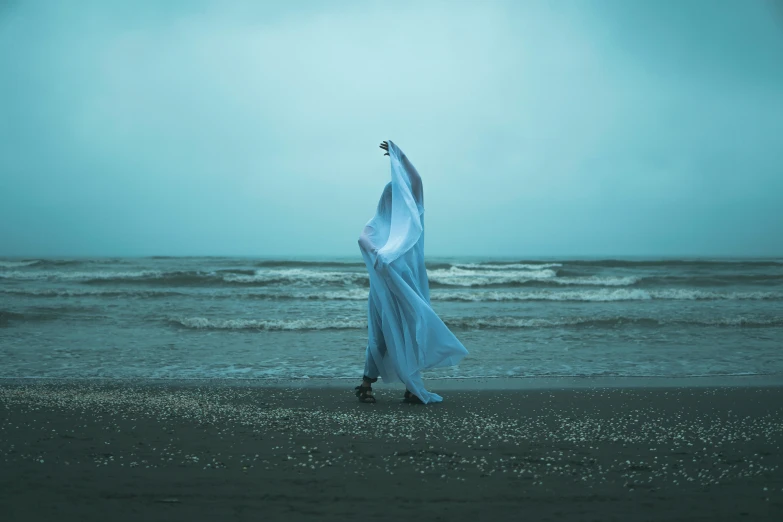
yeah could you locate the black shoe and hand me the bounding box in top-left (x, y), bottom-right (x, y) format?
top-left (355, 384), bottom-right (376, 403)
top-left (402, 390), bottom-right (423, 404)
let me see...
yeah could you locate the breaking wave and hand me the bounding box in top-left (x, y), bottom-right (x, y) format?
top-left (4, 286), bottom-right (780, 302)
top-left (427, 267), bottom-right (639, 288)
top-left (169, 317), bottom-right (365, 331)
top-left (168, 314), bottom-right (783, 331)
top-left (433, 289), bottom-right (783, 302)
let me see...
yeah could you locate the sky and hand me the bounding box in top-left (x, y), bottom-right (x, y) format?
top-left (1, 0), bottom-right (782, 258)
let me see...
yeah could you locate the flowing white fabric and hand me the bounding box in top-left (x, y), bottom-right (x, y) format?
top-left (358, 140), bottom-right (468, 404)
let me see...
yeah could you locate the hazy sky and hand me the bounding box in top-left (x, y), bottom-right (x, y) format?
top-left (1, 0), bottom-right (782, 258)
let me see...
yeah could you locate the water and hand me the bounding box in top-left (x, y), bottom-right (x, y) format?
top-left (1, 256), bottom-right (782, 380)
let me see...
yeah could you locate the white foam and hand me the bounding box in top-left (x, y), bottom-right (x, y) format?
top-left (223, 269), bottom-right (367, 286)
top-left (0, 270), bottom-right (163, 281)
top-left (552, 276), bottom-right (641, 286)
top-left (446, 317), bottom-right (611, 329)
top-left (427, 267), bottom-right (640, 287)
top-left (0, 260), bottom-right (39, 268)
top-left (432, 289), bottom-right (782, 302)
top-left (0, 288), bottom-right (181, 298)
top-left (237, 289), bottom-right (369, 300)
top-left (427, 267), bottom-right (558, 287)
top-left (171, 317), bottom-right (366, 330)
top-left (316, 289), bottom-right (369, 300)
top-left (443, 315), bottom-right (783, 329)
top-left (168, 315), bottom-right (636, 331)
top-left (454, 263), bottom-right (563, 270)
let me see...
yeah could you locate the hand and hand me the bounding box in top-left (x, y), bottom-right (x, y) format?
top-left (379, 141), bottom-right (389, 156)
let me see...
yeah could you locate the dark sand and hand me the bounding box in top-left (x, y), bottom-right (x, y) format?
top-left (1, 381), bottom-right (782, 521)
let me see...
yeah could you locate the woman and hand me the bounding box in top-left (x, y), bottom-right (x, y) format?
top-left (355, 140), bottom-right (468, 405)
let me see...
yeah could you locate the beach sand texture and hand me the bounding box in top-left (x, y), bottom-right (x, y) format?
top-left (1, 381), bottom-right (782, 521)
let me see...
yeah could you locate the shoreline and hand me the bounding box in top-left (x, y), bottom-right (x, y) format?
top-left (2, 373), bottom-right (783, 390)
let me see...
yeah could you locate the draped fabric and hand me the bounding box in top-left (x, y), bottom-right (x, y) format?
top-left (358, 140), bottom-right (468, 404)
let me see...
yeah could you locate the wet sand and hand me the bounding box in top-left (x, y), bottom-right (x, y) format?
top-left (1, 381), bottom-right (782, 521)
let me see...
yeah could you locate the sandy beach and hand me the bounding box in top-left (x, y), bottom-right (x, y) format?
top-left (1, 380), bottom-right (782, 521)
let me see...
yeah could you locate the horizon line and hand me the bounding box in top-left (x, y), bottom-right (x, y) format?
top-left (1, 254), bottom-right (782, 260)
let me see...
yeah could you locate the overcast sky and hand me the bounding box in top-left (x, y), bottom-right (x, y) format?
top-left (1, 0), bottom-right (782, 258)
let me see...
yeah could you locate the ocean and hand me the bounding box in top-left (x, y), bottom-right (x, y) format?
top-left (1, 256), bottom-right (782, 380)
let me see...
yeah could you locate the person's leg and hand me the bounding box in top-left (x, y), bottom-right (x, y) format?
top-left (363, 344), bottom-right (381, 382)
top-left (357, 339), bottom-right (386, 401)
top-left (357, 298), bottom-right (385, 402)
top-left (356, 347), bottom-right (379, 402)
top-left (364, 294), bottom-right (387, 379)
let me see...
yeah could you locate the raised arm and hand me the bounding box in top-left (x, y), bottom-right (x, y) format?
top-left (402, 153), bottom-right (423, 207)
top-left (380, 140), bottom-right (423, 207)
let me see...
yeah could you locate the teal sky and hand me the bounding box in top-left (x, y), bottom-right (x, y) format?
top-left (1, 0), bottom-right (782, 258)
